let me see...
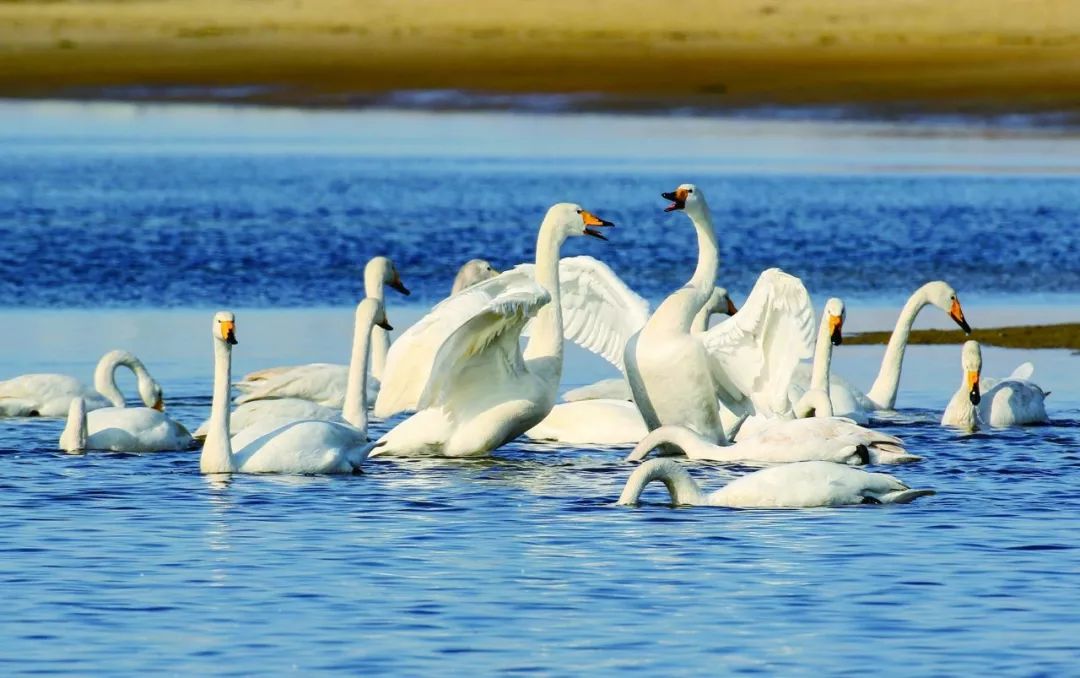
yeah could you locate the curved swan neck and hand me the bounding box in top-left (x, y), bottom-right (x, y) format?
top-left (522, 215), bottom-right (566, 368)
top-left (342, 302), bottom-right (377, 432)
top-left (618, 459), bottom-right (707, 506)
top-left (794, 388), bottom-right (833, 418)
top-left (652, 207), bottom-right (720, 334)
top-left (867, 286), bottom-right (930, 409)
top-left (93, 351), bottom-right (148, 408)
top-left (201, 338), bottom-right (236, 474)
top-left (634, 425), bottom-right (716, 460)
top-left (59, 397), bottom-right (87, 452)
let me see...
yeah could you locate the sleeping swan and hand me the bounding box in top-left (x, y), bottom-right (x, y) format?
top-left (59, 396), bottom-right (193, 453)
top-left (617, 459), bottom-right (935, 508)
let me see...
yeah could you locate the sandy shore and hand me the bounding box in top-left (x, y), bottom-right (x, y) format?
top-left (847, 323), bottom-right (1080, 350)
top-left (2, 0), bottom-right (1080, 114)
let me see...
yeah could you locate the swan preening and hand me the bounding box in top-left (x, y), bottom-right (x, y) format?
top-left (941, 340), bottom-right (1049, 430)
top-left (200, 310), bottom-right (381, 474)
top-left (618, 459), bottom-right (934, 508)
top-left (59, 396), bottom-right (194, 453)
top-left (0, 350), bottom-right (164, 417)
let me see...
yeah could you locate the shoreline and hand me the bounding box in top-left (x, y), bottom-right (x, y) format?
top-left (847, 323), bottom-right (1080, 351)
top-left (3, 1), bottom-right (1080, 120)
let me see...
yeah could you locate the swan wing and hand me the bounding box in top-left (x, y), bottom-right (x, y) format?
top-left (375, 267), bottom-right (549, 417)
top-left (1009, 362), bottom-right (1036, 381)
top-left (699, 268), bottom-right (815, 415)
top-left (532, 256), bottom-right (649, 371)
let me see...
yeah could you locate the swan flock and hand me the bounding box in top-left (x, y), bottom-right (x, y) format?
top-left (1, 183), bottom-right (1056, 510)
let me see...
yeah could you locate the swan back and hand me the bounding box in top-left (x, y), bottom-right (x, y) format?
top-left (714, 461), bottom-right (934, 508)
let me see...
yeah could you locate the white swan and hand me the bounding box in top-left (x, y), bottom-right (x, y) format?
top-left (941, 340), bottom-right (1049, 430)
top-left (451, 258), bottom-right (500, 295)
top-left (193, 297), bottom-right (392, 439)
top-left (625, 184), bottom-right (815, 444)
top-left (232, 255), bottom-right (408, 404)
top-left (629, 420), bottom-right (919, 465)
top-left (200, 311), bottom-right (379, 475)
top-left (791, 282), bottom-right (973, 421)
top-left (526, 398), bottom-right (648, 445)
top-left (560, 285), bottom-right (736, 403)
top-left (0, 350), bottom-right (164, 417)
top-left (59, 396), bottom-right (194, 453)
top-left (372, 203), bottom-right (614, 457)
top-left (617, 458), bottom-right (935, 508)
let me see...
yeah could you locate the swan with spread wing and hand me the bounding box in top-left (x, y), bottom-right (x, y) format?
top-left (372, 203), bottom-right (615, 457)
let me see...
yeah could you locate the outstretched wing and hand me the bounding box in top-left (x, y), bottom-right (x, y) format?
top-left (374, 267), bottom-right (550, 417)
top-left (1009, 362), bottom-right (1035, 381)
top-left (521, 256), bottom-right (650, 371)
top-left (699, 268), bottom-right (815, 416)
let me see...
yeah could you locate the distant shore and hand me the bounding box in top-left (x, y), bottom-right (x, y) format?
top-left (847, 323), bottom-right (1080, 350)
top-left (2, 1), bottom-right (1080, 117)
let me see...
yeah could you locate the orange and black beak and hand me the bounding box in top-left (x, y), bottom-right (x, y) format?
top-left (662, 187), bottom-right (688, 212)
top-left (581, 210), bottom-right (614, 240)
top-left (377, 316), bottom-right (394, 331)
top-left (829, 314), bottom-right (844, 346)
top-left (152, 397), bottom-right (165, 412)
top-left (388, 276), bottom-right (410, 296)
top-left (950, 297), bottom-right (971, 334)
top-left (221, 320), bottom-right (238, 345)
top-left (726, 298), bottom-right (738, 316)
top-left (967, 370), bottom-right (980, 405)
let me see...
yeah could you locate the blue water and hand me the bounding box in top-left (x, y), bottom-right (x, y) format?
top-left (1, 103), bottom-right (1080, 674)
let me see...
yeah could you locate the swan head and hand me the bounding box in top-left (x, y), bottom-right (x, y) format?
top-left (825, 297), bottom-right (845, 346)
top-left (707, 287), bottom-right (738, 316)
top-left (359, 298), bottom-right (393, 331)
top-left (139, 378), bottom-right (165, 411)
top-left (366, 256), bottom-right (410, 296)
top-left (451, 259), bottom-right (500, 295)
top-left (214, 311), bottom-right (238, 346)
top-left (924, 281), bottom-right (971, 334)
top-left (546, 203), bottom-right (613, 241)
top-left (962, 340), bottom-right (982, 405)
top-left (662, 183), bottom-right (706, 215)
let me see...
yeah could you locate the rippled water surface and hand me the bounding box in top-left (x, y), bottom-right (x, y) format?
top-left (1, 103), bottom-right (1079, 674)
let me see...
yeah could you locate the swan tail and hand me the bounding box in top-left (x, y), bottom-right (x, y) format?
top-left (617, 458), bottom-right (704, 506)
top-left (59, 397), bottom-right (88, 453)
top-left (867, 442), bottom-right (922, 464)
top-left (879, 488), bottom-right (936, 504)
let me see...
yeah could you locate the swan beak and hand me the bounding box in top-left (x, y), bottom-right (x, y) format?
top-left (152, 398), bottom-right (165, 412)
top-left (726, 298), bottom-right (738, 316)
top-left (662, 187), bottom-right (688, 212)
top-left (388, 277), bottom-right (411, 296)
top-left (967, 370), bottom-right (981, 405)
top-left (950, 298), bottom-right (971, 334)
top-left (221, 320), bottom-right (238, 345)
top-left (581, 210), bottom-right (613, 240)
top-left (377, 318), bottom-right (394, 331)
top-left (829, 314), bottom-right (844, 346)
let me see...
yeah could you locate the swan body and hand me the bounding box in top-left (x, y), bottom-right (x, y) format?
top-left (618, 458), bottom-right (934, 508)
top-left (526, 399), bottom-right (647, 445)
top-left (561, 286), bottom-right (736, 404)
top-left (0, 350), bottom-right (164, 417)
top-left (373, 204), bottom-right (614, 457)
top-left (942, 341), bottom-right (1048, 430)
top-left (627, 424), bottom-right (869, 465)
top-left (59, 396), bottom-right (193, 453)
top-left (192, 398), bottom-right (344, 440)
top-left (200, 309), bottom-right (381, 475)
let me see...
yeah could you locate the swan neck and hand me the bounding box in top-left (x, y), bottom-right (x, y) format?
top-left (522, 219), bottom-right (565, 366)
top-left (201, 339), bottom-right (236, 473)
top-left (652, 208), bottom-right (719, 334)
top-left (810, 312), bottom-right (834, 393)
top-left (867, 288), bottom-right (928, 409)
top-left (93, 352), bottom-right (146, 407)
top-left (342, 304), bottom-right (375, 433)
top-left (687, 207), bottom-right (719, 296)
top-left (618, 459), bottom-right (707, 506)
top-left (690, 303), bottom-right (711, 334)
top-left (59, 397), bottom-right (87, 452)
top-left (364, 267), bottom-right (389, 380)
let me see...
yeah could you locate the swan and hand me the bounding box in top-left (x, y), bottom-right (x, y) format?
top-left (371, 203), bottom-right (615, 457)
top-left (617, 459), bottom-right (935, 508)
top-left (629, 420), bottom-right (919, 465)
top-left (200, 311), bottom-right (379, 474)
top-left (0, 350), bottom-right (164, 417)
top-left (560, 285), bottom-right (736, 403)
top-left (232, 255), bottom-right (408, 404)
top-left (231, 257), bottom-right (494, 410)
top-left (192, 297), bottom-right (392, 439)
top-left (451, 258), bottom-right (500, 295)
top-left (625, 184), bottom-right (815, 444)
top-left (790, 282), bottom-right (973, 421)
top-left (59, 396), bottom-right (194, 453)
top-left (525, 398), bottom-right (648, 445)
top-left (941, 340), bottom-right (1049, 430)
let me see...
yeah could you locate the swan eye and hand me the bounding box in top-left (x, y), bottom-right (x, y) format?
top-left (688, 189), bottom-right (694, 194)
top-left (576, 209), bottom-right (582, 214)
